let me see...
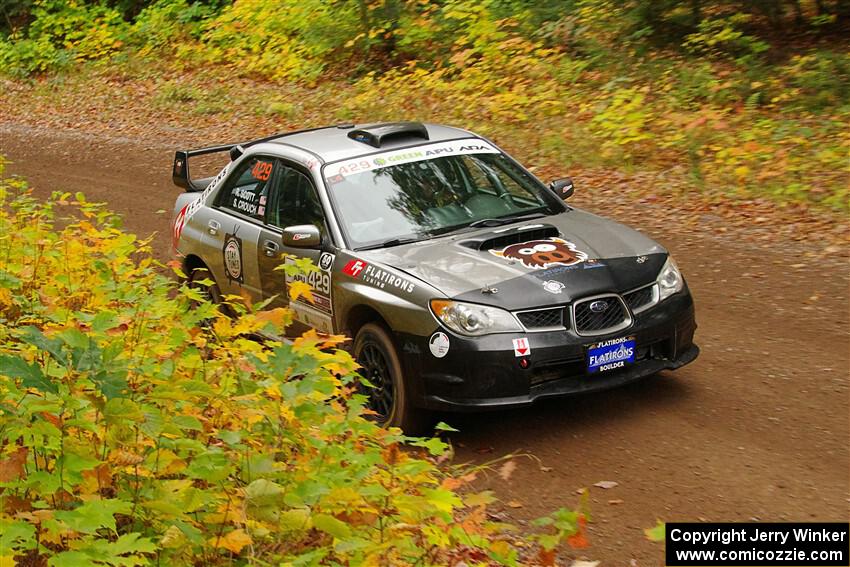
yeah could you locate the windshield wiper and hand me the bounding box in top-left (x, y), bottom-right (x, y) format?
top-left (356, 236), bottom-right (422, 251)
top-left (467, 211), bottom-right (547, 229)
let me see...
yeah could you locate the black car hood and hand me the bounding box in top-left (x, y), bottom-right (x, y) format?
top-left (357, 208), bottom-right (667, 311)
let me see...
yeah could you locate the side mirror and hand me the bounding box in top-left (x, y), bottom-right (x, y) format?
top-left (282, 224), bottom-right (321, 248)
top-left (549, 177), bottom-right (574, 200)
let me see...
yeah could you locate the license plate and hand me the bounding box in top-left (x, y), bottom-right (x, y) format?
top-left (587, 336), bottom-right (636, 373)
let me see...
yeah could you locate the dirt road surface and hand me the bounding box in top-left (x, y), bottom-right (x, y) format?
top-left (2, 124), bottom-right (848, 565)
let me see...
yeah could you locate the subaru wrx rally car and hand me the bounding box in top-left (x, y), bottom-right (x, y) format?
top-left (172, 122), bottom-right (698, 432)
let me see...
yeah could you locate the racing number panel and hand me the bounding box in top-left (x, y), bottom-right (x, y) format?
top-left (256, 158), bottom-right (335, 336)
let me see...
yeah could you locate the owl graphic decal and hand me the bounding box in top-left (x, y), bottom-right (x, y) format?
top-left (489, 237), bottom-right (589, 270)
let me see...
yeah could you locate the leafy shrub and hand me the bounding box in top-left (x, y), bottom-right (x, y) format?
top-left (0, 0), bottom-right (127, 75)
top-left (0, 34), bottom-right (68, 76)
top-left (0, 165), bottom-right (585, 565)
top-left (589, 87), bottom-right (654, 159)
top-left (197, 0), bottom-right (359, 82)
top-left (132, 0), bottom-right (224, 51)
top-left (0, 0), bottom-right (847, 210)
top-left (682, 13), bottom-right (768, 61)
top-left (781, 51), bottom-right (850, 112)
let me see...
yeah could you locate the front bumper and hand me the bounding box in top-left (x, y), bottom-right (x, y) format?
top-left (398, 291), bottom-right (698, 411)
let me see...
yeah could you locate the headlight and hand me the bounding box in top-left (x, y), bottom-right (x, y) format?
top-left (430, 299), bottom-right (522, 336)
top-left (657, 256), bottom-right (684, 301)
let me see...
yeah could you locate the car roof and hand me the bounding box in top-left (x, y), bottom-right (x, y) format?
top-left (266, 122), bottom-right (479, 164)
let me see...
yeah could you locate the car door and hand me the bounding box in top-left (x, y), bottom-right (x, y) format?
top-left (257, 160), bottom-right (335, 336)
top-left (204, 155), bottom-right (277, 302)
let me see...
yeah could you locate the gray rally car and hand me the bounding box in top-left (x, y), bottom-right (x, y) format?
top-left (171, 122), bottom-right (698, 432)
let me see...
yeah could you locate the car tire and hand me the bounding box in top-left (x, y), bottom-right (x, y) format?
top-left (354, 323), bottom-right (432, 435)
top-left (188, 265), bottom-right (225, 311)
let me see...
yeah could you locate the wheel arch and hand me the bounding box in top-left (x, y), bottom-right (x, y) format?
top-left (182, 254), bottom-right (207, 277)
top-left (345, 304), bottom-right (391, 339)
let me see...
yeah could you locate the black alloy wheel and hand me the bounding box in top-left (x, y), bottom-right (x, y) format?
top-left (353, 323), bottom-right (431, 434)
top-left (357, 342), bottom-right (395, 421)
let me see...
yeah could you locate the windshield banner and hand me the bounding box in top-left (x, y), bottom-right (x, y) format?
top-left (324, 139), bottom-right (500, 180)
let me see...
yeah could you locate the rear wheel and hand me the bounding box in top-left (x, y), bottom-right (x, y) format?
top-left (354, 323), bottom-right (431, 435)
top-left (187, 265), bottom-right (225, 312)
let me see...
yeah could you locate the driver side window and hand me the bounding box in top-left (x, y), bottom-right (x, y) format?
top-left (217, 156), bottom-right (275, 221)
top-left (268, 163), bottom-right (326, 232)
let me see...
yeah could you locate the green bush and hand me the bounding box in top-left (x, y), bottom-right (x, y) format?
top-left (782, 51), bottom-right (850, 111)
top-left (132, 0), bottom-right (223, 50)
top-left (0, 0), bottom-right (127, 75)
top-left (0, 164), bottom-right (585, 565)
top-left (0, 0), bottom-right (847, 210)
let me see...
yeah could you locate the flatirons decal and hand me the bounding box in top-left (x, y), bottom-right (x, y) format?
top-left (490, 237), bottom-right (588, 270)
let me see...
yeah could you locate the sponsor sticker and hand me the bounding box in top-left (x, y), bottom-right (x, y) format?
top-left (222, 231), bottom-right (243, 284)
top-left (542, 280), bottom-right (565, 294)
top-left (172, 162), bottom-right (232, 248)
top-left (490, 237), bottom-right (588, 270)
top-left (587, 336), bottom-right (636, 373)
top-left (324, 139), bottom-right (500, 180)
top-left (172, 204), bottom-right (189, 250)
top-left (513, 337), bottom-right (531, 357)
top-left (429, 332), bottom-right (450, 358)
top-left (343, 259), bottom-right (367, 277)
top-left (361, 264), bottom-right (416, 294)
top-left (319, 252), bottom-right (334, 272)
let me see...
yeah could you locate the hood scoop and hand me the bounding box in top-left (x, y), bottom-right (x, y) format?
top-left (461, 224), bottom-right (560, 252)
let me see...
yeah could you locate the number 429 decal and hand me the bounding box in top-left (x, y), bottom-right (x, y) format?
top-left (251, 161), bottom-right (273, 181)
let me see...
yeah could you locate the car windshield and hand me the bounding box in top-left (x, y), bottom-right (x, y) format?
top-left (324, 140), bottom-right (559, 249)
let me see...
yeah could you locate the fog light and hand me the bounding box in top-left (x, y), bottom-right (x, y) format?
top-left (519, 358), bottom-right (530, 369)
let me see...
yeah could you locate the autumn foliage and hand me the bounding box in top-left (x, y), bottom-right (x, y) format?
top-left (0, 166), bottom-right (586, 565)
top-left (1, 2), bottom-right (848, 210)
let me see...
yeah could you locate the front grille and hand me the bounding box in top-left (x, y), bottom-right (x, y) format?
top-left (572, 295), bottom-right (630, 336)
top-left (624, 284), bottom-right (656, 313)
top-left (516, 307), bottom-right (566, 330)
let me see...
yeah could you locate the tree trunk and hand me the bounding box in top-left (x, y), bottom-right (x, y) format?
top-left (789, 0), bottom-right (804, 25)
top-left (690, 0), bottom-right (702, 28)
top-left (355, 0), bottom-right (371, 58)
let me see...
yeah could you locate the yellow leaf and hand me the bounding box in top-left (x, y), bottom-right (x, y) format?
top-left (491, 540), bottom-right (512, 557)
top-left (319, 334), bottom-right (348, 349)
top-left (288, 281), bottom-right (314, 303)
top-left (109, 449), bottom-right (144, 467)
top-left (254, 307), bottom-right (289, 327)
top-left (0, 447), bottom-right (28, 482)
top-left (293, 329), bottom-right (321, 350)
top-left (211, 528), bottom-right (252, 554)
top-left (160, 525), bottom-right (185, 549)
top-left (498, 460), bottom-right (516, 481)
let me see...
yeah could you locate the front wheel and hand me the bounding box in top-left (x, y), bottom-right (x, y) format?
top-left (353, 323), bottom-right (431, 434)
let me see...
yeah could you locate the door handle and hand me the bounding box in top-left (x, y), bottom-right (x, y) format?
top-left (263, 239), bottom-right (279, 257)
top-left (207, 220), bottom-right (220, 235)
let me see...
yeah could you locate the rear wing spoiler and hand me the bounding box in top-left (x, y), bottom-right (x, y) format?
top-left (171, 124), bottom-right (348, 191)
top-left (172, 144), bottom-right (243, 192)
